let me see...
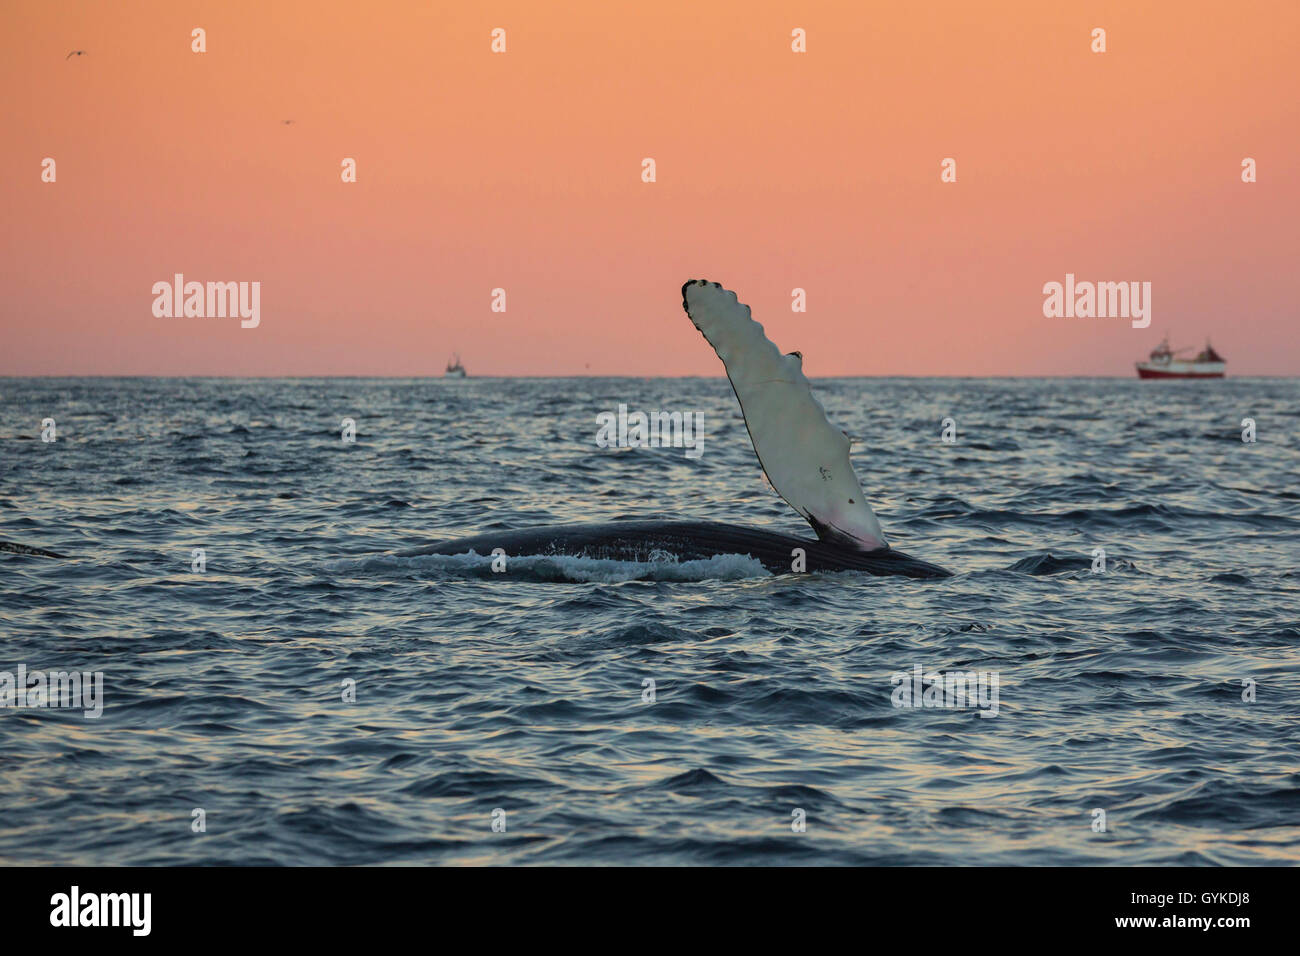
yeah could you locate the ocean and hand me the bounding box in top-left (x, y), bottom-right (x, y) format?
top-left (1, 376), bottom-right (1297, 865)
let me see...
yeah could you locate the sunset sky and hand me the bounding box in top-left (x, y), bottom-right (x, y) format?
top-left (2, 0), bottom-right (1296, 376)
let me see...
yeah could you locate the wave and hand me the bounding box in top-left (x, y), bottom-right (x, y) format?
top-left (916, 498), bottom-right (1300, 530)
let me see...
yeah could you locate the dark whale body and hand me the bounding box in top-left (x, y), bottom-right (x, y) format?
top-left (399, 520), bottom-right (951, 579)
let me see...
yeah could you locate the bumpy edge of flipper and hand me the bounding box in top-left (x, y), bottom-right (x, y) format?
top-left (680, 279), bottom-right (887, 552)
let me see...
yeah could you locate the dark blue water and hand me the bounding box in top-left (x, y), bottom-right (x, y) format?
top-left (1, 377), bottom-right (1297, 865)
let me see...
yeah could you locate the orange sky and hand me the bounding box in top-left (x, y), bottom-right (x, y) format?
top-left (2, 0), bottom-right (1296, 376)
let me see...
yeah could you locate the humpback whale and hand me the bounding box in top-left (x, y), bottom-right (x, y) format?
top-left (2, 282), bottom-right (948, 578)
top-left (405, 280), bottom-right (951, 579)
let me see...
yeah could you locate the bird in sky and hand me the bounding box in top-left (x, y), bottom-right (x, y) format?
top-left (282, 119), bottom-right (294, 125)
top-left (66, 50), bottom-right (87, 59)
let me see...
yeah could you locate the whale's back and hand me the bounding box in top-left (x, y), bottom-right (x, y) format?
top-left (400, 520), bottom-right (950, 579)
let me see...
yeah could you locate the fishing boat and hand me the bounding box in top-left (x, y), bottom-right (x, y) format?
top-left (1135, 337), bottom-right (1225, 379)
top-left (444, 354), bottom-right (467, 378)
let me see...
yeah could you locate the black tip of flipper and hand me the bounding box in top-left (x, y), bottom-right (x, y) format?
top-left (680, 279), bottom-right (703, 310)
top-left (681, 278), bottom-right (728, 312)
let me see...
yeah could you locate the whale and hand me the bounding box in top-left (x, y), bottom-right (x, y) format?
top-left (2, 281), bottom-right (951, 578)
top-left (398, 520), bottom-right (950, 578)
top-left (414, 280), bottom-right (952, 579)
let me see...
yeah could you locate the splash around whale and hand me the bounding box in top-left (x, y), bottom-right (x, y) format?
top-left (416, 280), bottom-right (952, 579)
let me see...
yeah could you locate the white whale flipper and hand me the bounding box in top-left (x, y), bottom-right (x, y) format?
top-left (681, 280), bottom-right (888, 552)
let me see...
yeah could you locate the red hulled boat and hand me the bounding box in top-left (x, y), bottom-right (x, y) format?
top-left (1136, 337), bottom-right (1225, 379)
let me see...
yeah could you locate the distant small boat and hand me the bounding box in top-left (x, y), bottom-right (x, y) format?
top-left (445, 354), bottom-right (467, 378)
top-left (1136, 337), bottom-right (1225, 379)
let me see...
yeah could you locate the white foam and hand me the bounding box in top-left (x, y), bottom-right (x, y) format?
top-left (323, 550), bottom-right (770, 583)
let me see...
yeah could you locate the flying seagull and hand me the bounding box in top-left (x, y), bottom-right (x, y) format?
top-left (282, 119), bottom-right (294, 125)
top-left (66, 50), bottom-right (86, 59)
